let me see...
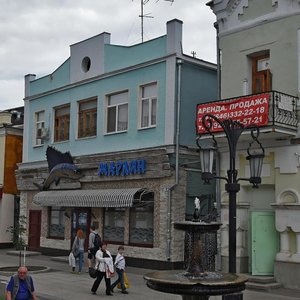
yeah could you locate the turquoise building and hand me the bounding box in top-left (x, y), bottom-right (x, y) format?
top-left (17, 19), bottom-right (217, 267)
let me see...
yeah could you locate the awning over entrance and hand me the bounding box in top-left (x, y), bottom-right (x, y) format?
top-left (33, 188), bottom-right (148, 207)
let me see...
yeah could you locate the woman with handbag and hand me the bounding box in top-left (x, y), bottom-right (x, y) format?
top-left (71, 229), bottom-right (85, 273)
top-left (91, 241), bottom-right (114, 296)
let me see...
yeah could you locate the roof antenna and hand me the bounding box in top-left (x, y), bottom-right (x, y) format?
top-left (139, 0), bottom-right (153, 43)
top-left (134, 0), bottom-right (175, 43)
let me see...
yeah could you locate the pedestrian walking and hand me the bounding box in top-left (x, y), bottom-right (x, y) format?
top-left (111, 245), bottom-right (128, 294)
top-left (71, 228), bottom-right (85, 273)
top-left (88, 225), bottom-right (101, 269)
top-left (91, 242), bottom-right (114, 296)
top-left (5, 266), bottom-right (37, 300)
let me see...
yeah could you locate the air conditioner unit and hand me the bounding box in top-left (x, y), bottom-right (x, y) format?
top-left (36, 127), bottom-right (49, 141)
top-left (41, 128), bottom-right (50, 140)
top-left (36, 128), bottom-right (43, 139)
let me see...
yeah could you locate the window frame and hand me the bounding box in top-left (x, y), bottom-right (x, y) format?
top-left (34, 110), bottom-right (45, 146)
top-left (129, 192), bottom-right (154, 247)
top-left (139, 82), bottom-right (157, 129)
top-left (106, 91), bottom-right (129, 134)
top-left (251, 54), bottom-right (272, 94)
top-left (77, 97), bottom-right (97, 139)
top-left (103, 207), bottom-right (125, 244)
top-left (48, 206), bottom-right (65, 240)
top-left (54, 104), bottom-right (70, 142)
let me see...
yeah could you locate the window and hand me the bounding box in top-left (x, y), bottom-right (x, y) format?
top-left (78, 98), bottom-right (97, 138)
top-left (129, 192), bottom-right (154, 246)
top-left (35, 111), bottom-right (45, 146)
top-left (81, 56), bottom-right (91, 72)
top-left (106, 91), bottom-right (128, 133)
top-left (104, 208), bottom-right (125, 243)
top-left (54, 104), bottom-right (70, 142)
top-left (139, 83), bottom-right (157, 128)
top-left (252, 54), bottom-right (272, 93)
top-left (49, 206), bottom-right (65, 238)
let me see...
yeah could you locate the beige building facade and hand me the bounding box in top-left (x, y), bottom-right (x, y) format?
top-left (208, 0), bottom-right (300, 289)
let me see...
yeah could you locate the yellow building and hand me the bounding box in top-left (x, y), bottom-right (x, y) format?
top-left (0, 108), bottom-right (23, 248)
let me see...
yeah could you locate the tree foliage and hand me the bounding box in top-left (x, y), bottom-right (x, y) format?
top-left (6, 215), bottom-right (27, 250)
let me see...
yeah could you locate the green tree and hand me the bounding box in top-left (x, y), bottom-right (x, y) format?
top-left (6, 215), bottom-right (27, 250)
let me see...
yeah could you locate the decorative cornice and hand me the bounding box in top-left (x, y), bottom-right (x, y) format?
top-left (211, 0), bottom-right (300, 37)
top-left (227, 0), bottom-right (248, 16)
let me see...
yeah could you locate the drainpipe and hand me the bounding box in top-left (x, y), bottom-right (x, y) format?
top-left (166, 58), bottom-right (183, 261)
top-left (215, 19), bottom-right (222, 271)
top-left (166, 184), bottom-right (176, 261)
top-left (214, 22), bottom-right (221, 100)
top-left (175, 58), bottom-right (183, 184)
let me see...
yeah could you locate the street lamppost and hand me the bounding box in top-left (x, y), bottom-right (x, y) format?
top-left (197, 114), bottom-right (265, 274)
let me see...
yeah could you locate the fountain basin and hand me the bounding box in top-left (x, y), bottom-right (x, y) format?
top-left (145, 218), bottom-right (247, 299)
top-left (0, 266), bottom-right (50, 276)
top-left (174, 221), bottom-right (221, 232)
top-left (144, 270), bottom-right (247, 297)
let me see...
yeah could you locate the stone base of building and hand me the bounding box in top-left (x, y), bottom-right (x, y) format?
top-left (40, 247), bottom-right (70, 256)
top-left (39, 247), bottom-right (184, 270)
top-left (221, 256), bottom-right (249, 273)
top-left (0, 280), bottom-right (6, 297)
top-left (0, 242), bottom-right (13, 249)
top-left (126, 256), bottom-right (184, 270)
top-left (274, 261), bottom-right (300, 290)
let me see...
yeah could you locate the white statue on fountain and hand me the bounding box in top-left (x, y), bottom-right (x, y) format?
top-left (195, 197), bottom-right (200, 210)
top-left (193, 197), bottom-right (201, 221)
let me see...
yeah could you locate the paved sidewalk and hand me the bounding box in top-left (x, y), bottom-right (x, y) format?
top-left (0, 249), bottom-right (299, 300)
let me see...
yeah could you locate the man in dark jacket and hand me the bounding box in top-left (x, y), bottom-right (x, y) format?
top-left (88, 225), bottom-right (98, 269)
top-left (6, 266), bottom-right (37, 300)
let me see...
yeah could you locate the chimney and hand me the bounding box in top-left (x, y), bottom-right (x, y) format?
top-left (166, 19), bottom-right (183, 55)
top-left (24, 74), bottom-right (36, 97)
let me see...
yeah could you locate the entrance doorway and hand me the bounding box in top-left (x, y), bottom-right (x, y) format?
top-left (28, 210), bottom-right (41, 251)
top-left (71, 208), bottom-right (91, 251)
top-left (251, 211), bottom-right (279, 275)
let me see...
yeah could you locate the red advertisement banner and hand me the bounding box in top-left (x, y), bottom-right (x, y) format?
top-left (197, 93), bottom-right (270, 134)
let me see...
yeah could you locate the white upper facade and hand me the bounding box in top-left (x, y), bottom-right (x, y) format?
top-left (208, 0), bottom-right (300, 36)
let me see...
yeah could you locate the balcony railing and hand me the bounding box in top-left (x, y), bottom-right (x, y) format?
top-left (269, 90), bottom-right (298, 130)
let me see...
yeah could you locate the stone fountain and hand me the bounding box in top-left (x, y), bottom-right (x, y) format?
top-left (144, 198), bottom-right (247, 300)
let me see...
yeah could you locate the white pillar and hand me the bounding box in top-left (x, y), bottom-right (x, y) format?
top-left (296, 232), bottom-right (300, 255)
top-left (291, 232), bottom-right (300, 262)
top-left (276, 230), bottom-right (290, 261)
top-left (280, 230), bottom-right (289, 253)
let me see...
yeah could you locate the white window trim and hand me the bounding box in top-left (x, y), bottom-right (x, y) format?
top-left (105, 91), bottom-right (129, 134)
top-left (34, 110), bottom-right (45, 147)
top-left (138, 82), bottom-right (158, 130)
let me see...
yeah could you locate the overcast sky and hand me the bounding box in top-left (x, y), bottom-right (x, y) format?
top-left (0, 0), bottom-right (216, 111)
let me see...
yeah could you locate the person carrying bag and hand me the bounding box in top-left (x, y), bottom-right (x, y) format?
top-left (90, 242), bottom-right (113, 296)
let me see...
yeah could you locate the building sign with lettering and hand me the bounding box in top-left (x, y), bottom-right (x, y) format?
top-left (98, 159), bottom-right (146, 176)
top-left (196, 93), bottom-right (270, 134)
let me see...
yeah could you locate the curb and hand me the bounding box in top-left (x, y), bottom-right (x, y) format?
top-left (0, 266), bottom-right (51, 276)
top-left (6, 251), bottom-right (41, 257)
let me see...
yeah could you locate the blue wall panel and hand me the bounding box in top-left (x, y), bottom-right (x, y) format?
top-left (179, 62), bottom-right (217, 146)
top-left (28, 62), bottom-right (167, 161)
